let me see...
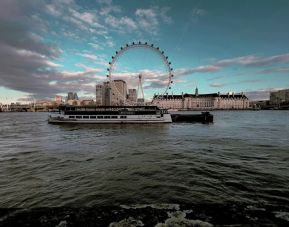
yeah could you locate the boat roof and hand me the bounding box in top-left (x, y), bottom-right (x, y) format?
top-left (59, 105), bottom-right (161, 110)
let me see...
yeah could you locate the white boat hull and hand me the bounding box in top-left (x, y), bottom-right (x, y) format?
top-left (48, 113), bottom-right (172, 124)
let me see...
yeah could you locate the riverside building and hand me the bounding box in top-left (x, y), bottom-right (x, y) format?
top-left (95, 80), bottom-right (128, 106)
top-left (270, 89), bottom-right (289, 105)
top-left (152, 88), bottom-right (249, 110)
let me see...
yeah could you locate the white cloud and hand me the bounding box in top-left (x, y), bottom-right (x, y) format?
top-left (245, 88), bottom-right (284, 100)
top-left (105, 15), bottom-right (138, 31)
top-left (88, 42), bottom-right (103, 50)
top-left (210, 83), bottom-right (225, 88)
top-left (46, 4), bottom-right (62, 17)
top-left (78, 53), bottom-right (108, 67)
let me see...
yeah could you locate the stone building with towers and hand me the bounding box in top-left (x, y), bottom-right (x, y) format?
top-left (152, 87), bottom-right (249, 110)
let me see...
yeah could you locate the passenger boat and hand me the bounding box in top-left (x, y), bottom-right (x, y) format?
top-left (48, 105), bottom-right (172, 124)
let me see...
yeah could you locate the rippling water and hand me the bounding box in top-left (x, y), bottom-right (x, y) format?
top-left (0, 111), bottom-right (289, 218)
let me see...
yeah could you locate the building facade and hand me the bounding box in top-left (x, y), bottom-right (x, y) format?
top-left (95, 80), bottom-right (128, 106)
top-left (128, 89), bottom-right (137, 102)
top-left (152, 90), bottom-right (249, 110)
top-left (110, 80), bottom-right (127, 105)
top-left (95, 84), bottom-right (103, 105)
top-left (270, 89), bottom-right (289, 105)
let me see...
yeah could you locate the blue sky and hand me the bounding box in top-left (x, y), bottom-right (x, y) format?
top-left (0, 0), bottom-right (289, 103)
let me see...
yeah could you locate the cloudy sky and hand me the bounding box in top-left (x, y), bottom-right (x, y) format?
top-left (0, 0), bottom-right (289, 103)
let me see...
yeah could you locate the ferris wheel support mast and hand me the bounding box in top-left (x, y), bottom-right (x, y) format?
top-left (137, 74), bottom-right (145, 101)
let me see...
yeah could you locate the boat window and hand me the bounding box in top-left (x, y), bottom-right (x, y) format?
top-left (90, 116), bottom-right (96, 119)
top-left (120, 116), bottom-right (127, 119)
top-left (111, 116), bottom-right (117, 119)
top-left (97, 116), bottom-right (103, 119)
top-left (83, 116), bottom-right (89, 119)
top-left (76, 116), bottom-right (82, 119)
top-left (104, 116), bottom-right (110, 119)
top-left (69, 116), bottom-right (75, 118)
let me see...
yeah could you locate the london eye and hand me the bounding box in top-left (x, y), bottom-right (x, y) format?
top-left (107, 42), bottom-right (174, 105)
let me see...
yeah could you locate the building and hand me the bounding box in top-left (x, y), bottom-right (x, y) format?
top-left (67, 92), bottom-right (78, 101)
top-left (270, 89), bottom-right (289, 105)
top-left (127, 89), bottom-right (137, 102)
top-left (110, 80), bottom-right (127, 105)
top-left (96, 80), bottom-right (128, 106)
top-left (73, 92), bottom-right (78, 100)
top-left (152, 88), bottom-right (249, 110)
top-left (95, 84), bottom-right (103, 105)
top-left (102, 82), bottom-right (111, 106)
top-left (55, 95), bottom-right (62, 104)
top-left (81, 99), bottom-right (94, 105)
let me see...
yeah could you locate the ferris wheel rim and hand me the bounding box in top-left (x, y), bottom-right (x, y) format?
top-left (107, 42), bottom-right (174, 105)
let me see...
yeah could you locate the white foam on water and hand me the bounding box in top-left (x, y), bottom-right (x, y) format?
top-left (109, 217), bottom-right (144, 227)
top-left (274, 211), bottom-right (289, 222)
top-left (155, 210), bottom-right (213, 227)
top-left (120, 204), bottom-right (180, 210)
top-left (55, 220), bottom-right (67, 227)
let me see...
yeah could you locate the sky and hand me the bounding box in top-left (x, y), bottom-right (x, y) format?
top-left (0, 0), bottom-right (289, 103)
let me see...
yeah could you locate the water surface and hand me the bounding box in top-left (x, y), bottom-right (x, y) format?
top-left (0, 111), bottom-right (288, 213)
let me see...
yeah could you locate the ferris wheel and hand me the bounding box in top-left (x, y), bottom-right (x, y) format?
top-left (107, 41), bottom-right (174, 105)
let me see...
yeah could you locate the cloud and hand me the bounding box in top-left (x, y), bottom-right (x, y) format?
top-left (215, 53), bottom-right (289, 67)
top-left (105, 15), bottom-right (138, 31)
top-left (245, 88), bottom-right (283, 100)
top-left (175, 53), bottom-right (289, 78)
top-left (209, 83), bottom-right (225, 88)
top-left (0, 0), bottom-right (107, 98)
top-left (190, 8), bottom-right (207, 22)
top-left (259, 67), bottom-right (289, 74)
top-left (88, 42), bottom-right (103, 50)
top-left (174, 65), bottom-right (220, 77)
top-left (102, 6), bottom-right (172, 35)
top-left (0, 0), bottom-right (64, 98)
top-left (78, 53), bottom-right (108, 67)
top-left (143, 80), bottom-right (169, 89)
top-left (61, 68), bottom-right (103, 79)
top-left (238, 79), bottom-right (263, 84)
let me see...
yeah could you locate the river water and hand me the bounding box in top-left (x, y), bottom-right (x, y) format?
top-left (0, 111), bottom-right (289, 225)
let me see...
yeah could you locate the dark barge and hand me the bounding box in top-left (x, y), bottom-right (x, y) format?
top-left (171, 112), bottom-right (213, 123)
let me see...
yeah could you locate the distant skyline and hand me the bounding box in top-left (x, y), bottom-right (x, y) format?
top-left (1, 0), bottom-right (289, 103)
